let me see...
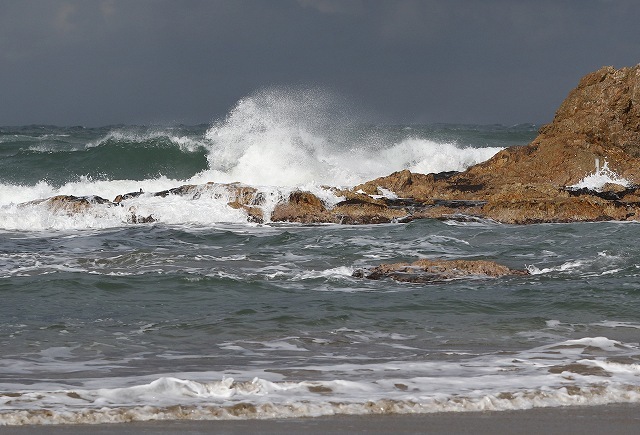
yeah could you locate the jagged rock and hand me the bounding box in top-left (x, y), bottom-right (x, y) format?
top-left (127, 208), bottom-right (156, 224)
top-left (564, 184), bottom-right (639, 201)
top-left (154, 184), bottom-right (198, 198)
top-left (228, 201), bottom-right (264, 223)
top-left (331, 202), bottom-right (410, 224)
top-left (346, 64), bottom-right (640, 224)
top-left (221, 183), bottom-right (263, 207)
top-left (270, 190), bottom-right (412, 224)
top-left (462, 65), bottom-right (640, 190)
top-left (127, 181), bottom-right (265, 222)
top-left (354, 259), bottom-right (529, 283)
top-left (353, 170), bottom-right (449, 202)
top-left (36, 195), bottom-right (113, 214)
top-left (481, 196), bottom-right (637, 224)
top-left (271, 191), bottom-right (330, 223)
top-left (114, 189), bottom-right (144, 203)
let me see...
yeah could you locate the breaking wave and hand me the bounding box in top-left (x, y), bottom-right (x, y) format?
top-left (200, 88), bottom-right (503, 187)
top-left (2, 336), bottom-right (639, 425)
top-left (0, 88), bottom-right (517, 229)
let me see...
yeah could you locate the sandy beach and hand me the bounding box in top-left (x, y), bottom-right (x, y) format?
top-left (2, 404), bottom-right (639, 434)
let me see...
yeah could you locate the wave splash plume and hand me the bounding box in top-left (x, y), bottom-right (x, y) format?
top-left (200, 87), bottom-right (503, 187)
top-left (0, 88), bottom-right (514, 229)
top-left (569, 159), bottom-right (633, 191)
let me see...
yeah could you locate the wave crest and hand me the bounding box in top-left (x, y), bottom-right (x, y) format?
top-left (200, 88), bottom-right (502, 187)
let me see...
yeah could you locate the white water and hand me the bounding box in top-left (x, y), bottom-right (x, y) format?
top-left (0, 89), bottom-right (503, 230)
top-left (569, 159), bottom-right (632, 191)
top-left (2, 336), bottom-right (639, 425)
top-left (200, 88), bottom-right (502, 187)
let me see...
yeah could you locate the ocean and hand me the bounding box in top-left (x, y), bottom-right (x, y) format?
top-left (1, 91), bottom-right (640, 425)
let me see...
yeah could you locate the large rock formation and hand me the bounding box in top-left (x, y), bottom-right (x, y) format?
top-left (346, 65), bottom-right (640, 223)
top-left (459, 66), bottom-right (640, 191)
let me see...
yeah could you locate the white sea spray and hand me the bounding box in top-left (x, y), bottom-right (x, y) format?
top-left (569, 159), bottom-right (632, 191)
top-left (0, 90), bottom-right (511, 230)
top-left (199, 88), bottom-right (502, 188)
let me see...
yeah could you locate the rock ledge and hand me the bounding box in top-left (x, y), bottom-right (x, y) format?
top-left (353, 259), bottom-right (529, 283)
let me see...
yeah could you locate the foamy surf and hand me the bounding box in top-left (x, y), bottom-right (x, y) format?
top-left (0, 182), bottom-right (344, 230)
top-left (0, 90), bottom-right (510, 231)
top-left (526, 250), bottom-right (628, 276)
top-left (2, 336), bottom-right (639, 425)
top-left (1, 213), bottom-right (639, 426)
top-left (569, 159), bottom-right (633, 191)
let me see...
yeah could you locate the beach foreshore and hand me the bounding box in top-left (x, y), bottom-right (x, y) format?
top-left (2, 404), bottom-right (639, 434)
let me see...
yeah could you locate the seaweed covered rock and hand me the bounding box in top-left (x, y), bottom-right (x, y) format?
top-left (354, 259), bottom-right (529, 283)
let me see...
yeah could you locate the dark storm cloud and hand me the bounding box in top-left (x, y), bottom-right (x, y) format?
top-left (1, 0), bottom-right (639, 126)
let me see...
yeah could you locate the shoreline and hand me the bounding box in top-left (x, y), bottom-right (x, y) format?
top-left (2, 404), bottom-right (640, 434)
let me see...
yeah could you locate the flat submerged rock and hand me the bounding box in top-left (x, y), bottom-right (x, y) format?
top-left (353, 259), bottom-right (529, 283)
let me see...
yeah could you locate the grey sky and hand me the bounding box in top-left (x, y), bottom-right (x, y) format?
top-left (1, 0), bottom-right (639, 126)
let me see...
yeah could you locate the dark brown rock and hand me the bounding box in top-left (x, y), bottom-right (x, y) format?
top-left (127, 209), bottom-right (156, 224)
top-left (331, 202), bottom-right (410, 224)
top-left (271, 191), bottom-right (330, 223)
top-left (354, 259), bottom-right (528, 283)
top-left (37, 195), bottom-right (113, 214)
top-left (114, 189), bottom-right (144, 203)
top-left (228, 201), bottom-right (264, 223)
top-left (154, 184), bottom-right (198, 198)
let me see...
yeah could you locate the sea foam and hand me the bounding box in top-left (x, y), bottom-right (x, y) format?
top-left (0, 89), bottom-right (505, 230)
top-left (3, 335), bottom-right (640, 425)
top-left (569, 159), bottom-right (632, 191)
top-left (199, 88), bottom-right (502, 187)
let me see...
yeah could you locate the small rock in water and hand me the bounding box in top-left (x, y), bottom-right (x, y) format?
top-left (354, 259), bottom-right (529, 283)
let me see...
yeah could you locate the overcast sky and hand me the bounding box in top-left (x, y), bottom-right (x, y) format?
top-left (1, 0), bottom-right (639, 126)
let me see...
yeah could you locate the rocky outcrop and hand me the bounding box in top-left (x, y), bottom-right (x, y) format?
top-left (25, 183), bottom-right (266, 224)
top-left (353, 259), bottom-right (529, 283)
top-left (343, 65), bottom-right (640, 224)
top-left (21, 65), bottom-right (640, 226)
top-left (453, 65), bottom-right (640, 190)
top-left (121, 182), bottom-right (266, 223)
top-left (271, 191), bottom-right (330, 223)
top-left (271, 190), bottom-right (411, 224)
top-left (28, 195), bottom-right (112, 214)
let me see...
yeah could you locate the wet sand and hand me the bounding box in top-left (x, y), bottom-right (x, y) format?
top-left (2, 404), bottom-right (639, 434)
